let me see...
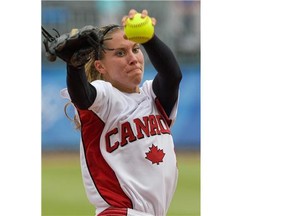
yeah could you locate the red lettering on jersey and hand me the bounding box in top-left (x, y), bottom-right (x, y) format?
top-left (134, 116), bottom-right (150, 139)
top-left (156, 115), bottom-right (171, 134)
top-left (105, 114), bottom-right (171, 153)
top-left (120, 122), bottom-right (137, 146)
top-left (106, 128), bottom-right (119, 153)
top-left (149, 115), bottom-right (161, 136)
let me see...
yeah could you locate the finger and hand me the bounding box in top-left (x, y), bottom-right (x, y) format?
top-left (151, 18), bottom-right (157, 26)
top-left (141, 9), bottom-right (148, 18)
top-left (121, 15), bottom-right (128, 26)
top-left (128, 9), bottom-right (138, 19)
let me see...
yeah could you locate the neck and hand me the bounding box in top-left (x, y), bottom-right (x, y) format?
top-left (116, 85), bottom-right (140, 93)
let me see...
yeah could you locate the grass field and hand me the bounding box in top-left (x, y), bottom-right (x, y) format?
top-left (42, 151), bottom-right (200, 216)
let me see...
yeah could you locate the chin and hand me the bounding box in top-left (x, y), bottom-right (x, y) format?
top-left (133, 76), bottom-right (143, 86)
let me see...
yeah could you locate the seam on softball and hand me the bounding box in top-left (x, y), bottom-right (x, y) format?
top-left (128, 36), bottom-right (150, 39)
top-left (126, 17), bottom-right (150, 28)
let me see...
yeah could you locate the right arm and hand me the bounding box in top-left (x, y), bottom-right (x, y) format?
top-left (42, 26), bottom-right (99, 109)
top-left (66, 64), bottom-right (96, 110)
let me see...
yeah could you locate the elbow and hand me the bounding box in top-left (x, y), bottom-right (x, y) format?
top-left (74, 103), bottom-right (91, 110)
top-left (70, 98), bottom-right (91, 110)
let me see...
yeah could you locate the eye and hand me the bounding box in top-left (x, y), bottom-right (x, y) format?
top-left (115, 50), bottom-right (125, 57)
top-left (133, 46), bottom-right (140, 53)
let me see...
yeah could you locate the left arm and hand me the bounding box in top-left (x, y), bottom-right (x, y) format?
top-left (142, 35), bottom-right (182, 116)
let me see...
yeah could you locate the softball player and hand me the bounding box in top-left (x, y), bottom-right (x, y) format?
top-left (60, 9), bottom-right (182, 216)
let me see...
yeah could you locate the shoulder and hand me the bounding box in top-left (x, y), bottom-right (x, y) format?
top-left (91, 80), bottom-right (113, 90)
top-left (140, 80), bottom-right (156, 99)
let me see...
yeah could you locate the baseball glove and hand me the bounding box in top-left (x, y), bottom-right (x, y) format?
top-left (42, 25), bottom-right (102, 67)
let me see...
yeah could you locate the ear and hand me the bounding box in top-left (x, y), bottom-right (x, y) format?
top-left (94, 60), bottom-right (106, 74)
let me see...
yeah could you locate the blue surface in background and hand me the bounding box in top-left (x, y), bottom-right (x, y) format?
top-left (42, 64), bottom-right (200, 151)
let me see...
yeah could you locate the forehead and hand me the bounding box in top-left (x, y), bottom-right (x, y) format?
top-left (105, 29), bottom-right (136, 48)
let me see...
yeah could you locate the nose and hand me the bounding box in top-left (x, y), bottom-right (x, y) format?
top-left (127, 52), bottom-right (138, 65)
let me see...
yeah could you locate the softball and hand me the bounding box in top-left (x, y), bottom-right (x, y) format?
top-left (124, 13), bottom-right (154, 44)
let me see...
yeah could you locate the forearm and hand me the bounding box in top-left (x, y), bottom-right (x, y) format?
top-left (143, 35), bottom-right (182, 81)
top-left (66, 64), bottom-right (96, 110)
top-left (142, 35), bottom-right (182, 116)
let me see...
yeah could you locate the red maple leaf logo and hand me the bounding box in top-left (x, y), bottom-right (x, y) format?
top-left (145, 144), bottom-right (165, 165)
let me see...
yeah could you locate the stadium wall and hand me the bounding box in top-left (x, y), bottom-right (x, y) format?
top-left (41, 63), bottom-right (200, 151)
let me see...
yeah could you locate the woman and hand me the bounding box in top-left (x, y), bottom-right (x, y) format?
top-left (61, 9), bottom-right (182, 216)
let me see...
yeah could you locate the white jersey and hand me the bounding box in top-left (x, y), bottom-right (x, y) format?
top-left (63, 80), bottom-right (179, 216)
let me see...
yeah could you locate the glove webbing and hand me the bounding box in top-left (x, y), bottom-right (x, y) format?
top-left (42, 26), bottom-right (59, 61)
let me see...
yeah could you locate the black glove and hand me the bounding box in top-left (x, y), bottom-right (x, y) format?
top-left (42, 25), bottom-right (101, 67)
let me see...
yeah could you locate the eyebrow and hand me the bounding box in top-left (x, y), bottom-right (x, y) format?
top-left (109, 43), bottom-right (140, 50)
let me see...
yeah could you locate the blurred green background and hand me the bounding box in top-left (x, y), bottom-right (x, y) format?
top-left (42, 152), bottom-right (200, 216)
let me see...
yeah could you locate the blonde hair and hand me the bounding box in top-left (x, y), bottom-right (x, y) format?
top-left (64, 25), bottom-right (121, 130)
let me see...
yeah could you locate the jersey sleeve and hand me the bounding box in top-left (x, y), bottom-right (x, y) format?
top-left (87, 80), bottom-right (115, 121)
top-left (60, 79), bottom-right (113, 122)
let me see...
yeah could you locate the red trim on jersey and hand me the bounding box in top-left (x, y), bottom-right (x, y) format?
top-left (155, 98), bottom-right (172, 127)
top-left (98, 207), bottom-right (128, 216)
top-left (78, 109), bottom-right (133, 209)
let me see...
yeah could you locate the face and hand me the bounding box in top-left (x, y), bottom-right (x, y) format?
top-left (94, 29), bottom-right (145, 93)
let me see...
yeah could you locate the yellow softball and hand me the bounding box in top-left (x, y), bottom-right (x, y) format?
top-left (124, 13), bottom-right (154, 44)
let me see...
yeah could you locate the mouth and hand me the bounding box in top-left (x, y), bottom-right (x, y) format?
top-left (126, 67), bottom-right (142, 74)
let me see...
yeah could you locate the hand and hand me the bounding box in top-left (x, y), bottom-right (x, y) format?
top-left (42, 25), bottom-right (100, 67)
top-left (121, 9), bottom-right (157, 27)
